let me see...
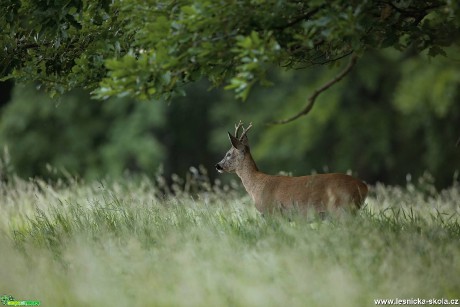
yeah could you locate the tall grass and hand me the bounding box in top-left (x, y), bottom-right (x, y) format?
top-left (0, 171), bottom-right (459, 306)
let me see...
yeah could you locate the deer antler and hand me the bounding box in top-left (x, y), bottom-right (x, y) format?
top-left (234, 120), bottom-right (243, 138)
top-left (239, 122), bottom-right (252, 141)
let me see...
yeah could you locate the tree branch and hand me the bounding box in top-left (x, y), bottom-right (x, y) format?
top-left (271, 53), bottom-right (358, 125)
top-left (292, 50), bottom-right (354, 69)
top-left (274, 5), bottom-right (325, 30)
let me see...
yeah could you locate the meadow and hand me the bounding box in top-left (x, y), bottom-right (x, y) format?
top-left (0, 170), bottom-right (459, 306)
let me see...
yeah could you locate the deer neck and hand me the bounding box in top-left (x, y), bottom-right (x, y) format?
top-left (235, 152), bottom-right (262, 201)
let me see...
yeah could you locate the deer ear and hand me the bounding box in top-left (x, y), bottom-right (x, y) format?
top-left (228, 132), bottom-right (244, 150)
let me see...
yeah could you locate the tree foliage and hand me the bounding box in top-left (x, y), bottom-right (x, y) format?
top-left (1, 0), bottom-right (459, 186)
top-left (0, 85), bottom-right (164, 179)
top-left (0, 49), bottom-right (458, 186)
top-left (209, 49), bottom-right (460, 187)
top-left (2, 0), bottom-right (459, 105)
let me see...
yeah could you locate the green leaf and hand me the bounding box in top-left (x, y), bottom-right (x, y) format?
top-left (428, 46), bottom-right (447, 58)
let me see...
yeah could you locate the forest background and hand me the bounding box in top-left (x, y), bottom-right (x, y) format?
top-left (0, 0), bottom-right (459, 188)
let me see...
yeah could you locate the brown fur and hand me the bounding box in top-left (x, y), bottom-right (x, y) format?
top-left (216, 128), bottom-right (368, 215)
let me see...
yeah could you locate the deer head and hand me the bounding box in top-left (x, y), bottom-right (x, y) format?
top-left (215, 121), bottom-right (252, 173)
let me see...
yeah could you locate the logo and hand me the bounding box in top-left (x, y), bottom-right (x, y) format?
top-left (0, 295), bottom-right (40, 306)
top-left (0, 296), bottom-right (13, 305)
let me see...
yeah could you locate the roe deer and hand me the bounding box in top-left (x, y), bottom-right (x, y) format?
top-left (215, 121), bottom-right (368, 215)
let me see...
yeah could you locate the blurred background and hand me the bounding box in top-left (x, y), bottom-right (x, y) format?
top-left (0, 49), bottom-right (459, 188)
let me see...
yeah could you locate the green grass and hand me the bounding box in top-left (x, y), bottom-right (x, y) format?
top-left (0, 174), bottom-right (459, 306)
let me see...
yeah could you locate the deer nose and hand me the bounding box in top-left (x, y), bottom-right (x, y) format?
top-left (215, 163), bottom-right (223, 172)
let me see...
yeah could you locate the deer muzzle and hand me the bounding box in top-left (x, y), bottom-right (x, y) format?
top-left (215, 163), bottom-right (224, 173)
